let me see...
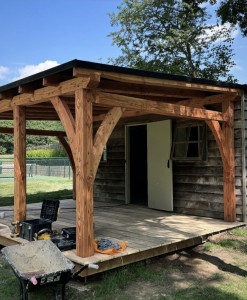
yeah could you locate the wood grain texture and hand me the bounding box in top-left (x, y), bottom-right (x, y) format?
top-left (0, 200), bottom-right (243, 276)
top-left (75, 88), bottom-right (94, 257)
top-left (0, 77), bottom-right (92, 113)
top-left (206, 120), bottom-right (228, 166)
top-left (93, 107), bottom-right (124, 179)
top-left (95, 92), bottom-right (228, 122)
top-left (51, 96), bottom-right (76, 154)
top-left (13, 106), bottom-right (26, 222)
top-left (179, 92), bottom-right (240, 107)
top-left (74, 67), bottom-right (240, 93)
top-left (222, 100), bottom-right (236, 222)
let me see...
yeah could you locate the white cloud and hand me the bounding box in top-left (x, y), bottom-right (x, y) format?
top-left (0, 66), bottom-right (9, 79)
top-left (199, 23), bottom-right (238, 43)
top-left (14, 60), bottom-right (59, 80)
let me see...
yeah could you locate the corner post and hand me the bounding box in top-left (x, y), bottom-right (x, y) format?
top-left (222, 100), bottom-right (236, 222)
top-left (13, 106), bottom-right (26, 221)
top-left (75, 88), bottom-right (94, 257)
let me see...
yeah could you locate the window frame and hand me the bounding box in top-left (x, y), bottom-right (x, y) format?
top-left (171, 124), bottom-right (207, 161)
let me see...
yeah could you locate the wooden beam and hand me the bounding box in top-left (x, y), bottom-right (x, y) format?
top-left (95, 92), bottom-right (228, 122)
top-left (93, 110), bottom-right (147, 122)
top-left (0, 77), bottom-right (95, 113)
top-left (13, 106), bottom-right (26, 222)
top-left (75, 88), bottom-right (94, 257)
top-left (97, 81), bottom-right (207, 98)
top-left (0, 100), bottom-right (11, 112)
top-left (0, 127), bottom-right (66, 136)
top-left (179, 92), bottom-right (240, 107)
top-left (93, 107), bottom-right (125, 179)
top-left (51, 96), bottom-right (76, 153)
top-left (57, 136), bottom-right (76, 200)
top-left (222, 100), bottom-right (236, 222)
top-left (74, 67), bottom-right (240, 93)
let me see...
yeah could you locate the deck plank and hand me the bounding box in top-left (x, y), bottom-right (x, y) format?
top-left (0, 199), bottom-right (245, 276)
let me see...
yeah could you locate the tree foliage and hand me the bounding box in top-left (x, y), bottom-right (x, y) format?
top-left (109, 0), bottom-right (236, 81)
top-left (215, 0), bottom-right (247, 37)
top-left (0, 120), bottom-right (64, 154)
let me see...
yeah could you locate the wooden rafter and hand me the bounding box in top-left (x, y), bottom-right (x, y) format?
top-left (178, 92), bottom-right (240, 107)
top-left (74, 67), bottom-right (240, 93)
top-left (95, 92), bottom-right (228, 122)
top-left (97, 81), bottom-right (207, 98)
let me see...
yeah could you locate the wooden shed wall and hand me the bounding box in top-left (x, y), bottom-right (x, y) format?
top-left (94, 124), bottom-right (126, 203)
top-left (173, 100), bottom-right (243, 220)
top-left (243, 92), bottom-right (247, 221)
top-left (93, 101), bottom-right (244, 220)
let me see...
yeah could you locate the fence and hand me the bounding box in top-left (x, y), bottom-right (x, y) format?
top-left (0, 157), bottom-right (72, 179)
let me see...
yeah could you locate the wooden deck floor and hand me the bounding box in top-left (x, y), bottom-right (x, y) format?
top-left (0, 200), bottom-right (244, 276)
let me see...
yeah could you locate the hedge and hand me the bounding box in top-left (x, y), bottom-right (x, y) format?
top-left (26, 149), bottom-right (67, 158)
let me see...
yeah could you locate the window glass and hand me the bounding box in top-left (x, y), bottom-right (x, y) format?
top-left (171, 125), bottom-right (207, 161)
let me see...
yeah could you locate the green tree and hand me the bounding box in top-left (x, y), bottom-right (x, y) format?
top-left (0, 120), bottom-right (64, 154)
top-left (213, 0), bottom-right (247, 37)
top-left (109, 0), bottom-right (236, 81)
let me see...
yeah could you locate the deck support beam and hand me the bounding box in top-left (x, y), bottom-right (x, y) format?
top-left (13, 106), bottom-right (26, 222)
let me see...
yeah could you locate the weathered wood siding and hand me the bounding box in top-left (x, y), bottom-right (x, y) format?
top-left (94, 124), bottom-right (126, 202)
top-left (173, 100), bottom-right (244, 221)
top-left (93, 103), bottom-right (245, 221)
top-left (243, 92), bottom-right (247, 221)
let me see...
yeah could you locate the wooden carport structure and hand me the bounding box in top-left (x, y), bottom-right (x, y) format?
top-left (0, 60), bottom-right (242, 258)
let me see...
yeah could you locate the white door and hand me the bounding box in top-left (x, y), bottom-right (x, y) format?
top-left (147, 120), bottom-right (173, 211)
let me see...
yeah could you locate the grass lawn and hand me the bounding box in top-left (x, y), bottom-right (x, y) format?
top-left (2, 228), bottom-right (247, 299)
top-left (0, 178), bottom-right (73, 206)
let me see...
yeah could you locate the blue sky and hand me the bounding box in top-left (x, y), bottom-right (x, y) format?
top-left (0, 0), bottom-right (246, 86)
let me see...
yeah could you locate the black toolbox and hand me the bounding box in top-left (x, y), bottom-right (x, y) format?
top-left (19, 199), bottom-right (60, 241)
top-left (61, 227), bottom-right (76, 241)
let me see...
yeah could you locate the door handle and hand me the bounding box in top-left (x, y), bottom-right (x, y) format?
top-left (167, 160), bottom-right (170, 168)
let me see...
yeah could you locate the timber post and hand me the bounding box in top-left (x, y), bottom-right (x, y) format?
top-left (206, 99), bottom-right (236, 222)
top-left (75, 88), bottom-right (94, 257)
top-left (13, 106), bottom-right (26, 222)
top-left (222, 100), bottom-right (236, 222)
